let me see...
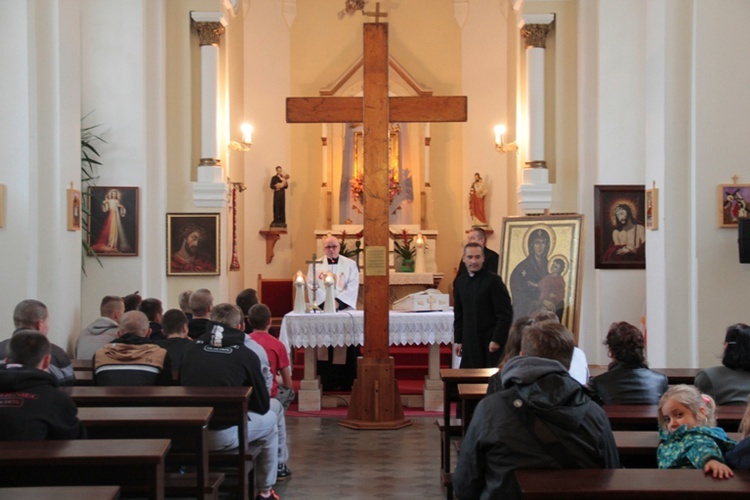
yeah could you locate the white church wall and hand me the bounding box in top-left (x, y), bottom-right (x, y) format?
top-left (692, 0), bottom-right (750, 367)
top-left (0, 2), bottom-right (84, 353)
top-left (79, 0), bottom-right (168, 334)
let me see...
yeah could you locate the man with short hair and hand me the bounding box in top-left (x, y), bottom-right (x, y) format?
top-left (249, 303), bottom-right (293, 479)
top-left (76, 295), bottom-right (124, 360)
top-left (181, 303), bottom-right (280, 500)
top-left (178, 289), bottom-right (193, 320)
top-left (453, 321), bottom-right (620, 499)
top-left (455, 227), bottom-right (500, 278)
top-left (93, 310), bottom-right (172, 386)
top-left (123, 292), bottom-right (142, 312)
top-left (0, 330), bottom-right (86, 440)
top-left (236, 288), bottom-right (259, 334)
top-left (0, 300), bottom-right (75, 386)
top-left (155, 309), bottom-right (191, 372)
top-left (138, 297), bottom-right (165, 341)
top-left (453, 243), bottom-right (513, 368)
top-left (187, 288), bottom-right (213, 340)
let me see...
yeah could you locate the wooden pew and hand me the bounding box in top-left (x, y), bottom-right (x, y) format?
top-left (64, 386), bottom-right (255, 499)
top-left (614, 430), bottom-right (741, 468)
top-left (515, 469), bottom-right (750, 499)
top-left (439, 368), bottom-right (497, 498)
top-left (604, 404), bottom-right (745, 432)
top-left (588, 366), bottom-right (700, 385)
top-left (72, 359), bottom-right (93, 371)
top-left (0, 439), bottom-right (169, 500)
top-left (78, 406), bottom-right (217, 499)
top-left (0, 486), bottom-right (120, 500)
top-left (457, 383), bottom-right (488, 434)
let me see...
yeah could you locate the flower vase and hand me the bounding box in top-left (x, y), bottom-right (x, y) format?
top-left (399, 258), bottom-right (415, 273)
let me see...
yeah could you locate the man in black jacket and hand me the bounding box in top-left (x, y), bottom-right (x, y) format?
top-left (181, 303), bottom-right (279, 500)
top-left (0, 330), bottom-right (86, 440)
top-left (453, 321), bottom-right (620, 499)
top-left (454, 227), bottom-right (500, 279)
top-left (93, 310), bottom-right (172, 386)
top-left (453, 243), bottom-right (513, 368)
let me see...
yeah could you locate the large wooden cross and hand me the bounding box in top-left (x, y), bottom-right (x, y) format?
top-left (286, 19), bottom-right (467, 429)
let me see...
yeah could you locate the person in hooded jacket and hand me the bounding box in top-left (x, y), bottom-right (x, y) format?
top-left (180, 303), bottom-right (280, 500)
top-left (76, 295), bottom-right (124, 360)
top-left (453, 321), bottom-right (620, 500)
top-left (92, 310), bottom-right (172, 386)
top-left (0, 330), bottom-right (86, 440)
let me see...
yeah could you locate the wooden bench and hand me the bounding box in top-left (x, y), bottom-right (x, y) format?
top-left (515, 468), bottom-right (750, 498)
top-left (604, 404), bottom-right (745, 431)
top-left (78, 406), bottom-right (220, 499)
top-left (588, 366), bottom-right (700, 385)
top-left (65, 386), bottom-right (255, 499)
top-left (614, 430), bottom-right (742, 468)
top-left (0, 486), bottom-right (120, 500)
top-left (439, 368), bottom-right (497, 499)
top-left (72, 358), bottom-right (93, 371)
top-left (457, 383), bottom-right (488, 434)
top-left (0, 439), bottom-right (169, 500)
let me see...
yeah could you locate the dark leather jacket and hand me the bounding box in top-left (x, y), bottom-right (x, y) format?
top-left (588, 362), bottom-right (668, 404)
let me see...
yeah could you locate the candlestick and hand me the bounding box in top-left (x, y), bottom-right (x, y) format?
top-left (414, 234), bottom-right (426, 273)
top-left (293, 271), bottom-right (307, 313)
top-left (323, 272), bottom-right (336, 313)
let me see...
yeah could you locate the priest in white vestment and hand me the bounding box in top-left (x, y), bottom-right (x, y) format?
top-left (306, 235), bottom-right (360, 390)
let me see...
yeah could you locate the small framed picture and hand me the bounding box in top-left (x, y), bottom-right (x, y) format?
top-left (167, 213), bottom-right (220, 276)
top-left (718, 184), bottom-right (750, 228)
top-left (645, 187), bottom-right (658, 230)
top-left (87, 186), bottom-right (139, 256)
top-left (67, 188), bottom-right (82, 231)
top-left (594, 185), bottom-right (646, 269)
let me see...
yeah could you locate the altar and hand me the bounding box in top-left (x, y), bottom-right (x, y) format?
top-left (279, 310), bottom-right (453, 411)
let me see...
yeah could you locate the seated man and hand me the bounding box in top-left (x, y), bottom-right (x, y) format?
top-left (453, 321), bottom-right (620, 500)
top-left (249, 303), bottom-right (293, 479)
top-left (180, 303), bottom-right (280, 500)
top-left (138, 298), bottom-right (165, 341)
top-left (0, 299), bottom-right (75, 386)
top-left (0, 330), bottom-right (86, 440)
top-left (236, 288), bottom-right (259, 334)
top-left (187, 288), bottom-right (213, 340)
top-left (178, 289), bottom-right (193, 320)
top-left (93, 311), bottom-right (172, 386)
top-left (155, 309), bottom-right (191, 373)
top-left (76, 295), bottom-right (124, 360)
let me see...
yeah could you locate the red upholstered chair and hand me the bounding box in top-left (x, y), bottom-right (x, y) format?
top-left (257, 274), bottom-right (294, 338)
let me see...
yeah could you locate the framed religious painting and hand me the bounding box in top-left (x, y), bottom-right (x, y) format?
top-left (167, 213), bottom-right (220, 276)
top-left (67, 187), bottom-right (82, 231)
top-left (718, 183), bottom-right (750, 228)
top-left (86, 186), bottom-right (139, 256)
top-left (499, 214), bottom-right (584, 341)
top-left (594, 185), bottom-right (646, 270)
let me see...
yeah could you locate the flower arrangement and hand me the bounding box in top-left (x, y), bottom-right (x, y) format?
top-left (349, 171), bottom-right (402, 214)
top-left (392, 229), bottom-right (415, 261)
top-left (338, 0), bottom-right (367, 19)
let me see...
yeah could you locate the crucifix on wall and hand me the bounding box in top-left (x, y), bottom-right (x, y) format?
top-left (286, 10), bottom-right (467, 429)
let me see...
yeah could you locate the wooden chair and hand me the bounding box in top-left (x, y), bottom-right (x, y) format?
top-left (257, 274), bottom-right (294, 337)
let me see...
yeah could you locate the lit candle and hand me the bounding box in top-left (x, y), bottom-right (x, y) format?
top-left (494, 124), bottom-right (506, 146)
top-left (293, 271), bottom-right (307, 313)
top-left (415, 234), bottom-right (426, 274)
top-left (323, 272), bottom-right (336, 313)
top-left (241, 123), bottom-right (253, 145)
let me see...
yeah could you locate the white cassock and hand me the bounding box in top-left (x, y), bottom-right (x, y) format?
top-left (307, 254), bottom-right (360, 364)
top-left (307, 254), bottom-right (359, 309)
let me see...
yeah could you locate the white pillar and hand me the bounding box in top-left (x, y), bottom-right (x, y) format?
top-left (191, 12), bottom-right (228, 207)
top-left (517, 14), bottom-right (554, 214)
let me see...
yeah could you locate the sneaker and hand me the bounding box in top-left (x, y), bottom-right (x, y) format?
top-left (255, 489), bottom-right (280, 500)
top-left (277, 463), bottom-right (292, 480)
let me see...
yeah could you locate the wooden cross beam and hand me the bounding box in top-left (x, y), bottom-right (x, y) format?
top-left (286, 21), bottom-right (467, 428)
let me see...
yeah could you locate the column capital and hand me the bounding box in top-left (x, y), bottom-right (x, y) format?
top-left (519, 14), bottom-right (554, 49)
top-left (191, 12), bottom-right (227, 46)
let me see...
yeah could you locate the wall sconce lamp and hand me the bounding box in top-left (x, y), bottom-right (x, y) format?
top-left (228, 123), bottom-right (253, 151)
top-left (494, 124), bottom-right (518, 153)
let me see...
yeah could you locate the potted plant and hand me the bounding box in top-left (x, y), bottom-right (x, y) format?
top-left (393, 229), bottom-right (415, 272)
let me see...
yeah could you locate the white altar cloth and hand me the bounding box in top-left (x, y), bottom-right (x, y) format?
top-left (280, 310), bottom-right (453, 349)
top-left (280, 310), bottom-right (454, 412)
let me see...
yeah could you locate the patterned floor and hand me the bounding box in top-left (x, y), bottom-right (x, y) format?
top-left (272, 416), bottom-right (447, 499)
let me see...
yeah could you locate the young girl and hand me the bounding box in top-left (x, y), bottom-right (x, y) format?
top-left (657, 385), bottom-right (736, 478)
top-left (725, 395), bottom-right (750, 469)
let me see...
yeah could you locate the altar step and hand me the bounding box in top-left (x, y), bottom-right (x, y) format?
top-left (291, 345), bottom-right (452, 396)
